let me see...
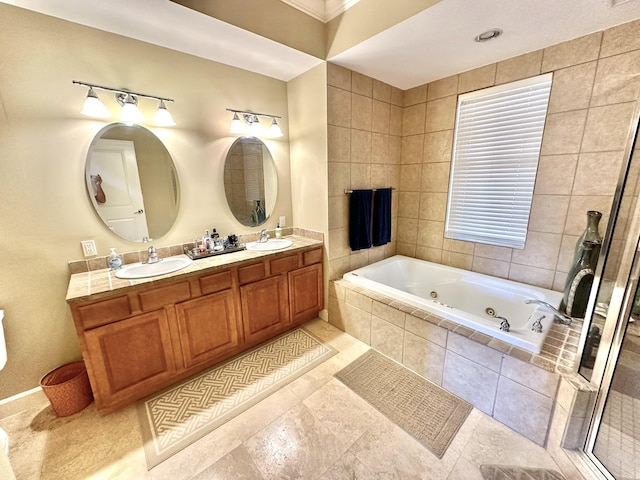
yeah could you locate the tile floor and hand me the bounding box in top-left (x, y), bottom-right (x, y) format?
top-left (1, 319), bottom-right (591, 480)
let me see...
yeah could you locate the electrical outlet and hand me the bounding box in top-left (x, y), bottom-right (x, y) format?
top-left (279, 216), bottom-right (286, 227)
top-left (81, 240), bottom-right (97, 257)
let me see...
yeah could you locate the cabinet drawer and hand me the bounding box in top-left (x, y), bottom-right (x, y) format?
top-left (238, 262), bottom-right (265, 285)
top-left (303, 248), bottom-right (322, 266)
top-left (76, 295), bottom-right (132, 330)
top-left (199, 270), bottom-right (232, 295)
top-left (270, 254), bottom-right (300, 275)
top-left (138, 281), bottom-right (191, 311)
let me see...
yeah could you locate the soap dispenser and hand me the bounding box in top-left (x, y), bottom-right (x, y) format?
top-left (107, 248), bottom-right (123, 270)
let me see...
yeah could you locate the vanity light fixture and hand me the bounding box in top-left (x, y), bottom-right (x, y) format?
top-left (73, 80), bottom-right (176, 127)
top-left (226, 108), bottom-right (283, 138)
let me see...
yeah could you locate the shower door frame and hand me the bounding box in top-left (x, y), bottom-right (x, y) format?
top-left (579, 100), bottom-right (640, 480)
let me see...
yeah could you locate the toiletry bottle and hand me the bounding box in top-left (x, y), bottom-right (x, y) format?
top-left (203, 230), bottom-right (211, 251)
top-left (107, 248), bottom-right (123, 270)
top-left (275, 223), bottom-right (283, 239)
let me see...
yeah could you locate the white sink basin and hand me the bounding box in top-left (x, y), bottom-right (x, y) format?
top-left (246, 239), bottom-right (293, 252)
top-left (115, 255), bottom-right (192, 279)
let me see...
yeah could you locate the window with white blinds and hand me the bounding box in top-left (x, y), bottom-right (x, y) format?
top-left (445, 73), bottom-right (552, 249)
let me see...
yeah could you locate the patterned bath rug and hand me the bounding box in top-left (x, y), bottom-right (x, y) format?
top-left (334, 349), bottom-right (472, 458)
top-left (138, 327), bottom-right (337, 469)
top-left (480, 464), bottom-right (567, 480)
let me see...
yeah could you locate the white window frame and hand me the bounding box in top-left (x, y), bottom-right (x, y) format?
top-left (445, 73), bottom-right (553, 249)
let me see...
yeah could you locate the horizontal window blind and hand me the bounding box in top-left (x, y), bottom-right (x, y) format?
top-left (445, 73), bottom-right (552, 249)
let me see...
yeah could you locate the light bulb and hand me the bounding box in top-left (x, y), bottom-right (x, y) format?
top-left (229, 112), bottom-right (244, 134)
top-left (153, 100), bottom-right (176, 127)
top-left (268, 118), bottom-right (283, 138)
top-left (81, 87), bottom-right (109, 118)
top-left (248, 117), bottom-right (262, 136)
top-left (120, 94), bottom-right (143, 124)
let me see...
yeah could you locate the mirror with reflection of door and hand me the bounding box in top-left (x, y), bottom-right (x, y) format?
top-left (223, 136), bottom-right (277, 227)
top-left (85, 123), bottom-right (179, 242)
top-left (580, 113), bottom-right (640, 479)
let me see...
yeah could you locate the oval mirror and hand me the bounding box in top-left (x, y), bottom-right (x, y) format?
top-left (85, 123), bottom-right (179, 242)
top-left (223, 136), bottom-right (278, 226)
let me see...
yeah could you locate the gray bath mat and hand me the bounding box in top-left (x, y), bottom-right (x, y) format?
top-left (334, 349), bottom-right (472, 458)
top-left (480, 465), bottom-right (566, 480)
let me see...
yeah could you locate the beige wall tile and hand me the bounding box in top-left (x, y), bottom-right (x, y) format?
top-left (547, 62), bottom-right (597, 114)
top-left (396, 241), bottom-right (417, 257)
top-left (474, 244), bottom-right (513, 262)
top-left (402, 103), bottom-right (426, 136)
top-left (396, 217), bottom-right (419, 244)
top-left (556, 235), bottom-right (577, 273)
top-left (398, 191), bottom-right (421, 219)
top-left (427, 75), bottom-right (458, 100)
top-left (371, 133), bottom-right (389, 164)
top-left (328, 195), bottom-right (349, 230)
top-left (369, 245), bottom-right (386, 264)
top-left (540, 110), bottom-right (587, 155)
top-left (581, 102), bottom-right (636, 152)
top-left (541, 32), bottom-right (602, 72)
top-left (371, 316), bottom-right (404, 362)
top-left (401, 134), bottom-right (424, 164)
top-left (417, 219), bottom-right (444, 249)
top-left (350, 249), bottom-right (370, 270)
top-left (416, 246), bottom-right (442, 263)
top-left (419, 192), bottom-right (447, 221)
top-left (329, 227), bottom-right (350, 259)
top-left (472, 256), bottom-right (510, 278)
top-left (328, 86), bottom-right (351, 127)
top-left (511, 231), bottom-right (562, 269)
top-left (458, 64), bottom-right (496, 94)
top-left (400, 164), bottom-right (422, 191)
top-left (534, 154), bottom-right (578, 195)
top-left (508, 264), bottom-right (555, 289)
top-left (600, 19), bottom-right (640, 58)
top-left (390, 86), bottom-right (404, 106)
top-left (351, 93), bottom-right (372, 130)
top-left (442, 251), bottom-right (473, 270)
top-left (372, 100), bottom-right (390, 134)
top-left (421, 162), bottom-right (450, 193)
top-left (346, 289), bottom-right (373, 312)
top-left (371, 164), bottom-right (388, 189)
top-left (329, 256), bottom-right (351, 280)
top-left (403, 331), bottom-right (446, 385)
top-left (495, 50), bottom-right (543, 85)
top-left (352, 72), bottom-right (373, 97)
top-left (443, 351), bottom-right (499, 415)
top-left (591, 50), bottom-right (640, 107)
top-left (573, 151), bottom-right (625, 195)
top-left (405, 314), bottom-right (448, 347)
top-left (373, 79), bottom-right (392, 102)
top-left (447, 332), bottom-right (503, 372)
top-left (388, 165), bottom-right (401, 189)
top-left (389, 105), bottom-right (403, 136)
top-left (425, 96), bottom-right (457, 132)
top-left (423, 130), bottom-right (453, 163)
top-left (442, 238), bottom-right (475, 255)
top-left (351, 130), bottom-right (371, 163)
top-left (341, 302), bottom-right (372, 344)
top-left (528, 195), bottom-right (570, 234)
top-left (328, 125), bottom-right (351, 163)
top-left (404, 85), bottom-right (427, 106)
top-left (327, 63), bottom-right (351, 90)
top-left (501, 356), bottom-right (559, 398)
top-left (328, 162), bottom-right (350, 196)
top-left (564, 196), bottom-right (612, 235)
top-left (388, 136), bottom-right (402, 164)
top-left (372, 301), bottom-right (405, 328)
top-left (351, 163), bottom-right (371, 189)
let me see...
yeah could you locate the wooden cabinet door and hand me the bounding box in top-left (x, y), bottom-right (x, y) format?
top-left (84, 310), bottom-right (176, 412)
top-left (175, 290), bottom-right (240, 369)
top-left (240, 275), bottom-right (289, 344)
top-left (289, 263), bottom-right (323, 324)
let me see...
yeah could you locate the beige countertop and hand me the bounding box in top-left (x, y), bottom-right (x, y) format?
top-left (66, 235), bottom-right (323, 303)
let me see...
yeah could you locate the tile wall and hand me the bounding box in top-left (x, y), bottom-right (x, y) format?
top-left (327, 19), bottom-right (640, 292)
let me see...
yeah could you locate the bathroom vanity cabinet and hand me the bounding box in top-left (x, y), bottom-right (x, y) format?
top-left (67, 244), bottom-right (323, 414)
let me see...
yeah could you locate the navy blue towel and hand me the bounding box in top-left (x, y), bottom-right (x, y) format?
top-left (372, 188), bottom-right (392, 246)
top-left (349, 190), bottom-right (373, 251)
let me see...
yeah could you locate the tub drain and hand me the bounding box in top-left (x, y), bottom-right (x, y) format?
top-left (430, 291), bottom-right (438, 299)
top-left (485, 307), bottom-right (496, 317)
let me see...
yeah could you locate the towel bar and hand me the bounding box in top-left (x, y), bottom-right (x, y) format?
top-left (344, 187), bottom-right (395, 195)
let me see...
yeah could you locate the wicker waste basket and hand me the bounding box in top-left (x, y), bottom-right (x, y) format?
top-left (40, 360), bottom-right (94, 417)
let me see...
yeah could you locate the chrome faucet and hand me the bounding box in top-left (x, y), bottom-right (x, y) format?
top-left (524, 300), bottom-right (572, 326)
top-left (144, 246), bottom-right (161, 264)
top-left (258, 229), bottom-right (269, 243)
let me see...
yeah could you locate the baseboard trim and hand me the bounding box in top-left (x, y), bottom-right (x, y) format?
top-left (0, 387), bottom-right (47, 420)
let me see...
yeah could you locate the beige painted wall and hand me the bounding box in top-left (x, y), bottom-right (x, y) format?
top-left (0, 4), bottom-right (292, 398)
top-left (327, 19), bottom-right (640, 293)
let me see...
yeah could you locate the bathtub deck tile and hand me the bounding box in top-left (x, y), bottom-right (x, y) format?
top-left (372, 301), bottom-right (406, 328)
top-left (487, 338), bottom-right (512, 353)
top-left (438, 319), bottom-right (459, 331)
top-left (470, 332), bottom-right (492, 345)
top-left (509, 347), bottom-right (533, 363)
top-left (453, 325), bottom-right (475, 338)
top-left (531, 355), bottom-right (557, 373)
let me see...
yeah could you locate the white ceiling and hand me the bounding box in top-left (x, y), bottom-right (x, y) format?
top-left (279, 0), bottom-right (360, 22)
top-left (2, 0), bottom-right (640, 90)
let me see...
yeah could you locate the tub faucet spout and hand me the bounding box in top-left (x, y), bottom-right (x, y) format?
top-left (524, 300), bottom-right (572, 326)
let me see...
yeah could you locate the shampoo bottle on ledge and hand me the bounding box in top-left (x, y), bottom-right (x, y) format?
top-left (275, 224), bottom-right (283, 239)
